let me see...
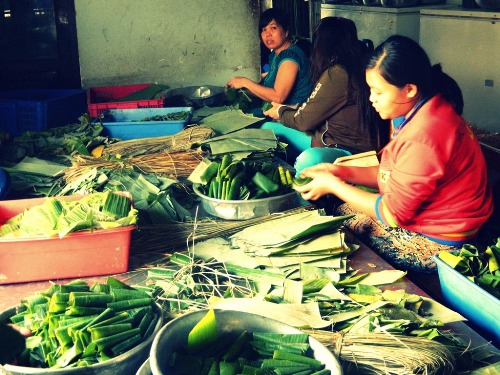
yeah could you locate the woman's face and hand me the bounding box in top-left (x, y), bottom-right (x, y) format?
top-left (366, 67), bottom-right (416, 120)
top-left (261, 20), bottom-right (289, 53)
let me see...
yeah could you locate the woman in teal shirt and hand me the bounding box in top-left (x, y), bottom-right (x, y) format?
top-left (226, 8), bottom-right (312, 106)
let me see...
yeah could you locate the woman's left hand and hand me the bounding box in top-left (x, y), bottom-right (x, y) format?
top-left (293, 170), bottom-right (343, 201)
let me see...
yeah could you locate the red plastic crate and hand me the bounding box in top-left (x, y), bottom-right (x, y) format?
top-left (0, 194), bottom-right (135, 285)
top-left (87, 84), bottom-right (164, 117)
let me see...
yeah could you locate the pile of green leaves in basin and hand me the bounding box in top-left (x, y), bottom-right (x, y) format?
top-left (133, 111), bottom-right (190, 122)
top-left (437, 237), bottom-right (500, 299)
top-left (194, 154), bottom-right (295, 200)
top-left (169, 309), bottom-right (331, 375)
top-left (0, 191), bottom-right (137, 238)
top-left (7, 277), bottom-right (160, 369)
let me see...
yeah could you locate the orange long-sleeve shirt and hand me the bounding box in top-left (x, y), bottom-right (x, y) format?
top-left (375, 94), bottom-right (493, 245)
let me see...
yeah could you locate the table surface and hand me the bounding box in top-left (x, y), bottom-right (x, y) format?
top-left (1, 229), bottom-right (499, 372)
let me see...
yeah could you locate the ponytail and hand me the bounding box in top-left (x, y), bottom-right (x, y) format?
top-left (431, 64), bottom-right (464, 115)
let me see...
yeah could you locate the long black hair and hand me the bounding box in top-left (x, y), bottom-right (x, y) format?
top-left (311, 17), bottom-right (389, 150)
top-left (259, 8), bottom-right (290, 35)
top-left (367, 35), bottom-right (464, 115)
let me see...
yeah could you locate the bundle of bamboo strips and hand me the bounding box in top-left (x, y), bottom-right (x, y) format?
top-left (304, 330), bottom-right (456, 375)
top-left (64, 149), bottom-right (205, 184)
top-left (102, 125), bottom-right (214, 157)
top-left (130, 205), bottom-right (317, 253)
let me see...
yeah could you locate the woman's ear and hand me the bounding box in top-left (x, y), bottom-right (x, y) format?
top-left (406, 84), bottom-right (418, 99)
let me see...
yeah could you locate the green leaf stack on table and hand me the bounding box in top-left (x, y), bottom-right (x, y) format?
top-left (6, 277), bottom-right (160, 369)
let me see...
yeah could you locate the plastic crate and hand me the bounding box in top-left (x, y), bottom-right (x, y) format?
top-left (87, 84), bottom-right (165, 117)
top-left (0, 194), bottom-right (135, 285)
top-left (101, 107), bottom-right (193, 140)
top-left (0, 89), bottom-right (87, 136)
top-left (433, 254), bottom-right (500, 347)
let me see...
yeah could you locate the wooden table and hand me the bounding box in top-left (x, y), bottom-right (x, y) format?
top-left (1, 230), bottom-right (499, 372)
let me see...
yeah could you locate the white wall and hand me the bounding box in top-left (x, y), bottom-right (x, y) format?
top-left (74, 0), bottom-right (261, 89)
top-left (420, 9), bottom-right (499, 132)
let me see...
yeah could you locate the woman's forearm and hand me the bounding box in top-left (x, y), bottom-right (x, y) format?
top-left (335, 165), bottom-right (379, 188)
top-left (295, 169), bottom-right (378, 217)
top-left (301, 164), bottom-right (379, 188)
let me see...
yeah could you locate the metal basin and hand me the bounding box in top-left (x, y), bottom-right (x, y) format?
top-left (363, 0), bottom-right (381, 5)
top-left (381, 0), bottom-right (418, 6)
top-left (475, 0), bottom-right (500, 9)
top-left (193, 184), bottom-right (300, 220)
top-left (1, 304), bottom-right (163, 375)
top-left (149, 309), bottom-right (343, 375)
top-left (163, 85), bottom-right (225, 109)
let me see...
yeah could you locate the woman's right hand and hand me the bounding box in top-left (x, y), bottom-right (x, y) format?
top-left (263, 101), bottom-right (282, 120)
top-left (293, 168), bottom-right (343, 201)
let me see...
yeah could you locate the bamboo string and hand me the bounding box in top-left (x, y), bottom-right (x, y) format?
top-left (64, 149), bottom-right (205, 183)
top-left (130, 205), bottom-right (317, 254)
top-left (102, 125), bottom-right (214, 157)
top-left (304, 329), bottom-right (456, 375)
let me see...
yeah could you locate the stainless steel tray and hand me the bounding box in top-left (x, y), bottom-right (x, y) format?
top-left (193, 184), bottom-right (300, 220)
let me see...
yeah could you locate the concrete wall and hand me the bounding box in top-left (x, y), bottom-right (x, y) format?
top-left (420, 9), bottom-right (500, 132)
top-left (75, 0), bottom-right (261, 89)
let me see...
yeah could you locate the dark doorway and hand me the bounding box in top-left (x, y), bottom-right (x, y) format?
top-left (271, 0), bottom-right (310, 39)
top-left (0, 0), bottom-right (81, 91)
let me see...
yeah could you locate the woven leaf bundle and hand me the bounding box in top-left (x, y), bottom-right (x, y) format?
top-left (305, 330), bottom-right (456, 375)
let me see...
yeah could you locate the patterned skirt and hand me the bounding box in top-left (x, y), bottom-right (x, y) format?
top-left (335, 203), bottom-right (459, 274)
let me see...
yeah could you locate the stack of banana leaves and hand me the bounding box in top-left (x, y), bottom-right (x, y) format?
top-left (0, 118), bottom-right (214, 225)
top-left (132, 209), bottom-right (498, 373)
top-left (0, 191), bottom-right (137, 238)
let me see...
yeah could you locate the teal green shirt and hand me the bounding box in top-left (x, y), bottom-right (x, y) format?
top-left (262, 44), bottom-right (312, 105)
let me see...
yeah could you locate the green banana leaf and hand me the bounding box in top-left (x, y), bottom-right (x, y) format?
top-left (199, 109), bottom-right (264, 135)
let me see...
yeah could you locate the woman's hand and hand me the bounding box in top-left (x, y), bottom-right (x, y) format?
top-left (294, 167), bottom-right (344, 201)
top-left (263, 101), bottom-right (282, 120)
top-left (226, 77), bottom-right (252, 90)
top-left (0, 323), bottom-right (31, 365)
top-left (300, 163), bottom-right (340, 177)
top-left (10, 324), bottom-right (31, 338)
top-left (297, 163), bottom-right (380, 217)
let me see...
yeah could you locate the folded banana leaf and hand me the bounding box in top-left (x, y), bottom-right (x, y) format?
top-left (196, 129), bottom-right (278, 156)
top-left (199, 109), bottom-right (264, 135)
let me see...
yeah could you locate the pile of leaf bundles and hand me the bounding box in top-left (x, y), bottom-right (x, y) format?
top-left (192, 154), bottom-right (295, 200)
top-left (0, 191), bottom-right (137, 238)
top-left (7, 277), bottom-right (160, 369)
top-left (0, 116), bottom-right (104, 164)
top-left (436, 237), bottom-right (500, 299)
top-left (59, 168), bottom-right (186, 225)
top-left (167, 309), bottom-right (332, 375)
top-left (3, 156), bottom-right (68, 198)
